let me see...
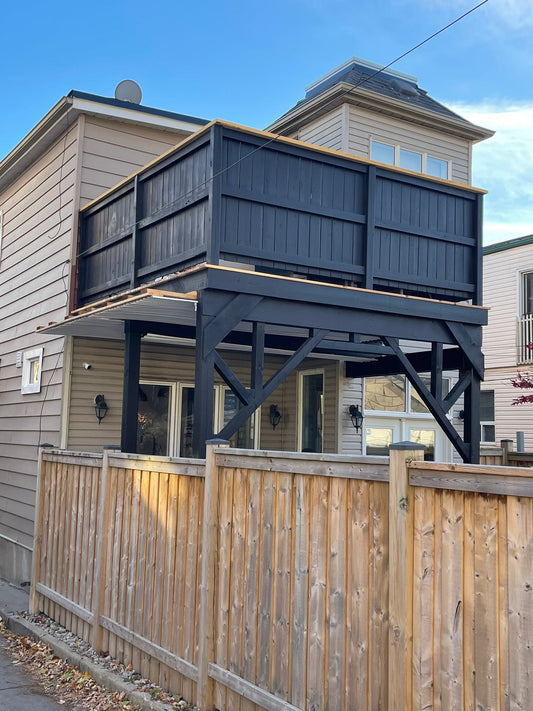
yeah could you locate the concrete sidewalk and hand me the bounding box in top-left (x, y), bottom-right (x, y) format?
top-left (0, 579), bottom-right (176, 711)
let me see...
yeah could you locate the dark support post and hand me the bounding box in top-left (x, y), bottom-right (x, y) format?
top-left (431, 343), bottom-right (443, 402)
top-left (462, 368), bottom-right (481, 464)
top-left (364, 165), bottom-right (376, 290)
top-left (121, 321), bottom-right (142, 453)
top-left (193, 300), bottom-right (215, 458)
top-left (251, 322), bottom-right (265, 393)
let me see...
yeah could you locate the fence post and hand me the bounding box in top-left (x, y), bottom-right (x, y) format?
top-left (30, 445), bottom-right (54, 614)
top-left (388, 442), bottom-right (425, 711)
top-left (197, 439), bottom-right (229, 711)
top-left (501, 439), bottom-right (513, 466)
top-left (90, 447), bottom-right (116, 650)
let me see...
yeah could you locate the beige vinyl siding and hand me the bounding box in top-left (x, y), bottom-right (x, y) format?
top-left (79, 117), bottom-right (191, 203)
top-left (482, 371), bottom-right (533, 450)
top-left (346, 105), bottom-right (471, 184)
top-left (482, 243), bottom-right (533, 450)
top-left (339, 369), bottom-right (364, 455)
top-left (0, 124), bottom-right (78, 550)
top-left (483, 247), bottom-right (526, 370)
top-left (297, 107), bottom-right (345, 152)
top-left (0, 110), bottom-right (204, 567)
top-left (68, 338), bottom-right (339, 454)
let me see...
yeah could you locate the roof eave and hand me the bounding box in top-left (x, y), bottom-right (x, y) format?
top-left (267, 83), bottom-right (494, 143)
top-left (0, 94), bottom-right (207, 195)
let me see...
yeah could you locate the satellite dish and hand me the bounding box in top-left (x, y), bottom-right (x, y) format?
top-left (114, 80), bottom-right (143, 104)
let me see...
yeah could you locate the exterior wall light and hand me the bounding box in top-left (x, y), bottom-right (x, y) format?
top-left (94, 394), bottom-right (108, 424)
top-left (270, 404), bottom-right (282, 430)
top-left (349, 404), bottom-right (364, 431)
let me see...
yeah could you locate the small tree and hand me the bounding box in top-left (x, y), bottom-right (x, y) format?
top-left (511, 371), bottom-right (533, 405)
top-left (511, 345), bottom-right (533, 405)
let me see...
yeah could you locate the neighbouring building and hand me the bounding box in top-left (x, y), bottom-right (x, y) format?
top-left (0, 58), bottom-right (492, 585)
top-left (482, 235), bottom-right (533, 450)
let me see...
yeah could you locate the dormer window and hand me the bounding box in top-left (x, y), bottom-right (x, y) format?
top-left (371, 140), bottom-right (449, 179)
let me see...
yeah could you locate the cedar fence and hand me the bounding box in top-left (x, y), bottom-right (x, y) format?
top-left (31, 443), bottom-right (533, 710)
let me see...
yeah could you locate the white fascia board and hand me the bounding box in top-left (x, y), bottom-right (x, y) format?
top-left (70, 96), bottom-right (201, 134)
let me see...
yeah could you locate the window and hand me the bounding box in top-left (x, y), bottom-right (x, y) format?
top-left (137, 382), bottom-right (175, 456)
top-left (299, 370), bottom-right (324, 452)
top-left (365, 374), bottom-right (450, 415)
top-left (371, 140), bottom-right (449, 179)
top-left (21, 348), bottom-right (43, 394)
top-left (480, 390), bottom-right (495, 444)
top-left (521, 271), bottom-right (533, 317)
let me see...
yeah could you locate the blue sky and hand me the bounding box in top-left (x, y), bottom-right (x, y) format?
top-left (1, 0), bottom-right (532, 245)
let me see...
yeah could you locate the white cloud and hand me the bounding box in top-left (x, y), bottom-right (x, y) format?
top-left (449, 102), bottom-right (533, 245)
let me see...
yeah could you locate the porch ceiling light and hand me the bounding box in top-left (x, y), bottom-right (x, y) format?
top-left (270, 404), bottom-right (282, 430)
top-left (349, 404), bottom-right (364, 432)
top-left (94, 394), bottom-right (109, 424)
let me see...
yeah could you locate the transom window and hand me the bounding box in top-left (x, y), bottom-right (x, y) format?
top-left (371, 140), bottom-right (449, 179)
top-left (364, 374), bottom-right (450, 415)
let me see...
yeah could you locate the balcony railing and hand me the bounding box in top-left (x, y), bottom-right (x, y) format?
top-left (518, 314), bottom-right (533, 364)
top-left (77, 121), bottom-right (484, 308)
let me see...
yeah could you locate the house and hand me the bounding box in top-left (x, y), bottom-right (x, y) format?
top-left (268, 57), bottom-right (493, 461)
top-left (0, 59), bottom-right (491, 585)
top-left (0, 88), bottom-right (208, 582)
top-left (482, 235), bottom-right (533, 449)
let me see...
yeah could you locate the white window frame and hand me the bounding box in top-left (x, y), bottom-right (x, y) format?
top-left (370, 139), bottom-right (450, 179)
top-left (297, 368), bottom-right (325, 453)
top-left (21, 348), bottom-right (44, 394)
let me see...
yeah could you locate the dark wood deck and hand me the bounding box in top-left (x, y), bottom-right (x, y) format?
top-left (78, 121), bottom-right (484, 307)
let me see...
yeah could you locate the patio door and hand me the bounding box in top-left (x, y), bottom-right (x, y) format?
top-left (364, 417), bottom-right (444, 461)
top-left (178, 384), bottom-right (259, 457)
top-left (137, 382), bottom-right (176, 456)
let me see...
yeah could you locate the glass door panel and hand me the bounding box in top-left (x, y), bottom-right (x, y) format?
top-left (137, 383), bottom-right (172, 456)
top-left (223, 390), bottom-right (256, 449)
top-left (300, 372), bottom-right (323, 453)
top-left (365, 426), bottom-right (395, 456)
top-left (179, 386), bottom-right (195, 458)
top-left (409, 428), bottom-right (436, 461)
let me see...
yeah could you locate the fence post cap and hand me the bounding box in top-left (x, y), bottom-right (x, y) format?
top-left (39, 443), bottom-right (55, 448)
top-left (206, 438), bottom-right (230, 446)
top-left (389, 441), bottom-right (426, 451)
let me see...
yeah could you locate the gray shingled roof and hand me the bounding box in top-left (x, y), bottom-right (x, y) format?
top-left (284, 59), bottom-right (469, 124)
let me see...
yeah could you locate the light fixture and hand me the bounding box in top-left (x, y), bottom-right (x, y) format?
top-left (94, 394), bottom-right (108, 424)
top-left (349, 404), bottom-right (364, 432)
top-left (270, 404), bottom-right (282, 430)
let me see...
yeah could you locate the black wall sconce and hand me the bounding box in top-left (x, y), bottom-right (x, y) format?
top-left (94, 394), bottom-right (108, 424)
top-left (270, 404), bottom-right (282, 430)
top-left (349, 404), bottom-right (364, 432)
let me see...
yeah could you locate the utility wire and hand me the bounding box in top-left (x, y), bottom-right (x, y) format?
top-left (76, 0), bottom-right (490, 262)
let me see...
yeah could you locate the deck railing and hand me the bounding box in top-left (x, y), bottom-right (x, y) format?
top-left (78, 122), bottom-right (484, 307)
top-left (517, 314), bottom-right (533, 364)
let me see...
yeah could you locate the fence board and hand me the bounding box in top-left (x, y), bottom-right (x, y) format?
top-left (31, 448), bottom-right (533, 711)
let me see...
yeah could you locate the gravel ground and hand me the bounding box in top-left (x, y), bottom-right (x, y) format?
top-left (1, 613), bottom-right (198, 711)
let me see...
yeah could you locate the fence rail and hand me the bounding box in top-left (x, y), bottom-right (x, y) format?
top-left (31, 445), bottom-right (533, 710)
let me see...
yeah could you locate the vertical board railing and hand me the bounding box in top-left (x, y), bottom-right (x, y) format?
top-left (31, 446), bottom-right (533, 711)
top-left (517, 314), bottom-right (533, 364)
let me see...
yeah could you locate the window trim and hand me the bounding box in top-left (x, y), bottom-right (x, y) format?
top-left (21, 348), bottom-right (44, 394)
